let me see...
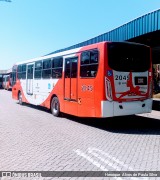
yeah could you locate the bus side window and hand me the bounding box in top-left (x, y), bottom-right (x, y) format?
top-left (42, 59), bottom-right (52, 79)
top-left (17, 65), bottom-right (22, 79)
top-left (35, 61), bottom-right (42, 79)
top-left (80, 49), bottom-right (99, 78)
top-left (21, 64), bottom-right (26, 79)
top-left (52, 57), bottom-right (63, 78)
top-left (81, 51), bottom-right (90, 64)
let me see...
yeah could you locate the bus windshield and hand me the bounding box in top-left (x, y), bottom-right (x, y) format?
top-left (108, 42), bottom-right (150, 72)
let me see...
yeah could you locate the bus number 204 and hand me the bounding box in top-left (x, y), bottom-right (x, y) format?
top-left (115, 75), bottom-right (129, 81)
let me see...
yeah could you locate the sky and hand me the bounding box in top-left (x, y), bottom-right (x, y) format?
top-left (0, 0), bottom-right (160, 70)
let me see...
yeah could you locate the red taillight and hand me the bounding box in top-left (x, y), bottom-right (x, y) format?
top-left (105, 77), bottom-right (112, 101)
top-left (149, 79), bottom-right (153, 98)
top-left (148, 71), bottom-right (152, 98)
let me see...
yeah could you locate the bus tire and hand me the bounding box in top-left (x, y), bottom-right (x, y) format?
top-left (18, 91), bottom-right (23, 105)
top-left (51, 97), bottom-right (60, 117)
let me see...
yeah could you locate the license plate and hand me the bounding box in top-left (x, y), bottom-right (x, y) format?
top-left (135, 77), bottom-right (147, 85)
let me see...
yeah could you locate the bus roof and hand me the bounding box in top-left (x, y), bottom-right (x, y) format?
top-left (14, 41), bottom-right (149, 66)
top-left (14, 41), bottom-right (108, 65)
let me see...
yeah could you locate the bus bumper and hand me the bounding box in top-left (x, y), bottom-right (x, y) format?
top-left (101, 99), bottom-right (153, 117)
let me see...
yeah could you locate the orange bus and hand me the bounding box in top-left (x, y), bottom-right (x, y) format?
top-left (2, 74), bottom-right (12, 90)
top-left (12, 41), bottom-right (152, 117)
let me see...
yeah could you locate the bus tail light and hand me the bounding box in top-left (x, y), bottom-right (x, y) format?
top-left (149, 80), bottom-right (153, 98)
top-left (105, 77), bottom-right (112, 101)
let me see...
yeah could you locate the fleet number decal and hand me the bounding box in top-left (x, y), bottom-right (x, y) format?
top-left (82, 85), bottom-right (93, 92)
top-left (115, 75), bottom-right (129, 81)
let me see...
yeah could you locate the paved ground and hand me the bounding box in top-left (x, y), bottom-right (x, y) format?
top-left (0, 89), bottom-right (160, 180)
top-left (137, 110), bottom-right (160, 119)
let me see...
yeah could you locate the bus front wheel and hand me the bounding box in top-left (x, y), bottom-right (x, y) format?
top-left (51, 97), bottom-right (60, 117)
top-left (18, 92), bottom-right (23, 105)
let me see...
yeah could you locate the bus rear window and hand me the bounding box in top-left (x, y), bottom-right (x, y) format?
top-left (108, 42), bottom-right (150, 72)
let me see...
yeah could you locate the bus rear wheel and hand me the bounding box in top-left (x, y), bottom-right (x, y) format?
top-left (51, 97), bottom-right (60, 117)
top-left (18, 92), bottom-right (23, 105)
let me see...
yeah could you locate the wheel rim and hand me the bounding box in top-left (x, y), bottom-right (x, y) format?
top-left (53, 100), bottom-right (58, 114)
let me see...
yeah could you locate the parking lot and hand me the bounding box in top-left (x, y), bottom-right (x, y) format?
top-left (0, 89), bottom-right (160, 179)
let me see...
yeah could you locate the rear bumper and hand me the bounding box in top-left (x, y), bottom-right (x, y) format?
top-left (101, 99), bottom-right (153, 117)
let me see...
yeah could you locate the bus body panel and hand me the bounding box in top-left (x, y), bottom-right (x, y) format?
top-left (76, 43), bottom-right (106, 117)
top-left (101, 99), bottom-right (152, 117)
top-left (112, 71), bottom-right (149, 100)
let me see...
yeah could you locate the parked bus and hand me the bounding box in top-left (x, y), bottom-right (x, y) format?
top-left (2, 74), bottom-right (12, 90)
top-left (12, 41), bottom-right (152, 117)
top-left (0, 74), bottom-right (3, 88)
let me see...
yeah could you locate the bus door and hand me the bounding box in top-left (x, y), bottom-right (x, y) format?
top-left (26, 64), bottom-right (34, 95)
top-left (64, 56), bottom-right (78, 113)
